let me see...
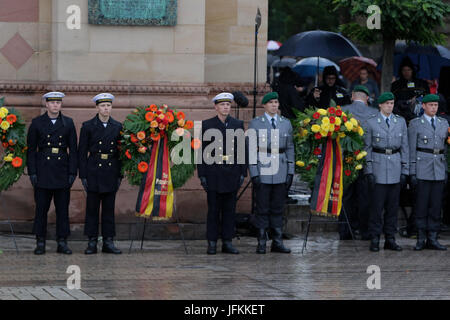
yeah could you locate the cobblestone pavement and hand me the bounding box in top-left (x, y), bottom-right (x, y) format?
top-left (0, 233), bottom-right (449, 300)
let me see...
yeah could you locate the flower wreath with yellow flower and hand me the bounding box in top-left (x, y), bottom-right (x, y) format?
top-left (119, 104), bottom-right (198, 189)
top-left (292, 105), bottom-right (367, 188)
top-left (0, 97), bottom-right (27, 192)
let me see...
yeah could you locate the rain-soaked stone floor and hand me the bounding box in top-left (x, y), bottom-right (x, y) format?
top-left (0, 233), bottom-right (448, 300)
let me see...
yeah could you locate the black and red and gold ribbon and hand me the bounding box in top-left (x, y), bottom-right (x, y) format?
top-left (310, 137), bottom-right (343, 217)
top-left (135, 137), bottom-right (174, 220)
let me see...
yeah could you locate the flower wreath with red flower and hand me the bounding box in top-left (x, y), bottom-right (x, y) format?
top-left (0, 98), bottom-right (27, 191)
top-left (119, 104), bottom-right (197, 189)
top-left (291, 105), bottom-right (366, 189)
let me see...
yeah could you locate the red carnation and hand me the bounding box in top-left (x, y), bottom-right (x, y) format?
top-left (328, 107), bottom-right (336, 114)
top-left (344, 170), bottom-right (351, 176)
top-left (335, 109), bottom-right (342, 116)
top-left (329, 116), bottom-right (336, 124)
top-left (313, 147), bottom-right (321, 155)
top-left (314, 133), bottom-right (322, 140)
top-left (306, 165), bottom-right (312, 171)
top-left (354, 150), bottom-right (360, 155)
top-left (313, 112), bottom-right (320, 119)
top-left (343, 116), bottom-right (348, 122)
top-left (334, 125), bottom-right (340, 131)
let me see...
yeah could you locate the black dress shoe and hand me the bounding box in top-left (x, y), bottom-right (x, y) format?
top-left (426, 232), bottom-right (447, 251)
top-left (384, 237), bottom-right (402, 251)
top-left (369, 236), bottom-right (380, 252)
top-left (270, 228), bottom-right (291, 253)
top-left (34, 237), bottom-right (46, 255)
top-left (56, 238), bottom-right (72, 254)
top-left (207, 241), bottom-right (217, 255)
top-left (256, 229), bottom-right (267, 254)
top-left (222, 240), bottom-right (239, 254)
top-left (102, 237), bottom-right (122, 254)
top-left (85, 237), bottom-right (98, 255)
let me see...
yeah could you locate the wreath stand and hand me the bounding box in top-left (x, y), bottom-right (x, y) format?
top-left (301, 205), bottom-right (357, 254)
top-left (128, 198), bottom-right (188, 254)
top-left (0, 192), bottom-right (19, 254)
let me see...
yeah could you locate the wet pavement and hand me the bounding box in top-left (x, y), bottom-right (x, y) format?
top-left (0, 232), bottom-right (449, 300)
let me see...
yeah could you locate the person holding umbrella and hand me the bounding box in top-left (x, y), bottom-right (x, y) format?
top-left (315, 66), bottom-right (351, 108)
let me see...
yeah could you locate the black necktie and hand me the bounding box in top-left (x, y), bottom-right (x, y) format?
top-left (386, 117), bottom-right (390, 128)
top-left (431, 118), bottom-right (436, 130)
top-left (271, 118), bottom-right (276, 129)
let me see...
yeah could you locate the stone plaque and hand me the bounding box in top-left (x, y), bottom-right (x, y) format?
top-left (88, 0), bottom-right (177, 26)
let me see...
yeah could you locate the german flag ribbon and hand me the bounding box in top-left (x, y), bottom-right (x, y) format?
top-left (135, 136), bottom-right (174, 219)
top-left (310, 137), bottom-right (343, 217)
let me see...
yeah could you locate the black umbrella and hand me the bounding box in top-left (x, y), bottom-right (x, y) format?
top-left (395, 41), bottom-right (450, 60)
top-left (274, 30), bottom-right (362, 60)
top-left (274, 30), bottom-right (362, 85)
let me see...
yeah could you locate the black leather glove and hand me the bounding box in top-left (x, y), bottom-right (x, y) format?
top-left (117, 178), bottom-right (122, 190)
top-left (366, 174), bottom-right (376, 190)
top-left (286, 174), bottom-right (293, 191)
top-left (81, 178), bottom-right (88, 192)
top-left (199, 176), bottom-right (208, 192)
top-left (400, 174), bottom-right (407, 188)
top-left (68, 175), bottom-right (76, 186)
top-left (239, 175), bottom-right (245, 188)
top-left (29, 174), bottom-right (37, 188)
top-left (251, 176), bottom-right (261, 188)
top-left (410, 175), bottom-right (418, 189)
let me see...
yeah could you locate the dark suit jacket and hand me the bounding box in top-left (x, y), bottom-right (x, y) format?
top-left (197, 115), bottom-right (247, 193)
top-left (27, 112), bottom-right (78, 189)
top-left (78, 115), bottom-right (122, 193)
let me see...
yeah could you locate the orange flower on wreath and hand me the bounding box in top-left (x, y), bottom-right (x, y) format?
top-left (6, 114), bottom-right (17, 124)
top-left (176, 111), bottom-right (185, 120)
top-left (8, 139), bottom-right (16, 146)
top-left (130, 134), bottom-right (138, 143)
top-left (125, 149), bottom-right (132, 159)
top-left (138, 161), bottom-right (148, 173)
top-left (11, 157), bottom-right (22, 168)
top-left (166, 112), bottom-right (174, 123)
top-left (191, 138), bottom-right (201, 150)
top-left (158, 123), bottom-right (166, 130)
top-left (150, 104), bottom-right (158, 112)
top-left (151, 132), bottom-right (161, 141)
top-left (184, 120), bottom-right (194, 129)
top-left (137, 131), bottom-right (146, 140)
top-left (150, 120), bottom-right (158, 128)
top-left (145, 112), bottom-right (155, 122)
top-left (138, 146), bottom-right (147, 154)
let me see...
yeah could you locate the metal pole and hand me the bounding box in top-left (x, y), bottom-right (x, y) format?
top-left (252, 22), bottom-right (258, 118)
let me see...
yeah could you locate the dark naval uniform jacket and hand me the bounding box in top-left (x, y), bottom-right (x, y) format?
top-left (78, 115), bottom-right (123, 193)
top-left (27, 112), bottom-right (78, 189)
top-left (197, 115), bottom-right (248, 193)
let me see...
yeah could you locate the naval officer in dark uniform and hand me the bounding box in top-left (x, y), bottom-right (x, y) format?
top-left (408, 94), bottom-right (448, 251)
top-left (79, 93), bottom-right (122, 254)
top-left (197, 92), bottom-right (247, 255)
top-left (27, 92), bottom-right (78, 255)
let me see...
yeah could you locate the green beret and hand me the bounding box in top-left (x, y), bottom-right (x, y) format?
top-left (262, 92), bottom-right (279, 105)
top-left (353, 85), bottom-right (369, 96)
top-left (378, 92), bottom-right (395, 104)
top-left (422, 94), bottom-right (440, 103)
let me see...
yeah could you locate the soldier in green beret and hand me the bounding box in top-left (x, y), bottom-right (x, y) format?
top-left (408, 94), bottom-right (448, 250)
